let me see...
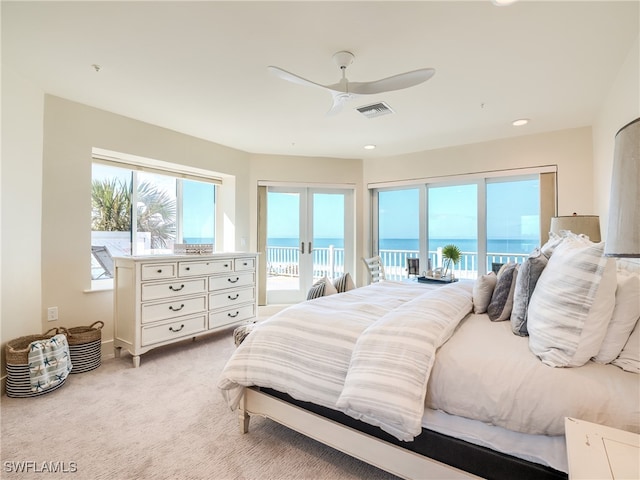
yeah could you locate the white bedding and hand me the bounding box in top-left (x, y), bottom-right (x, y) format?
top-left (218, 280), bottom-right (639, 468)
top-left (426, 312), bottom-right (640, 436)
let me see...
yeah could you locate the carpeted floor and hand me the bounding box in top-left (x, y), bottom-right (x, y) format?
top-left (1, 326), bottom-right (397, 480)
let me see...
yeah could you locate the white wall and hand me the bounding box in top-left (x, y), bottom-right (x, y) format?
top-left (1, 68), bottom-right (44, 375)
top-left (593, 34), bottom-right (640, 238)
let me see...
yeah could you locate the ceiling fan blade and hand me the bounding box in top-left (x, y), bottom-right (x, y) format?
top-left (348, 68), bottom-right (436, 95)
top-left (267, 66), bottom-right (330, 91)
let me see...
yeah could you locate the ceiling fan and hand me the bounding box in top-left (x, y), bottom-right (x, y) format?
top-left (268, 51), bottom-right (435, 115)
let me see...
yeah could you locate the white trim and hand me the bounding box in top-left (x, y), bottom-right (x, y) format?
top-left (92, 147), bottom-right (223, 184)
top-left (258, 180), bottom-right (356, 190)
top-left (367, 165), bottom-right (557, 190)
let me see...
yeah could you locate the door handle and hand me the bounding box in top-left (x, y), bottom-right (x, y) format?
top-left (300, 241), bottom-right (305, 254)
top-left (308, 241), bottom-right (312, 253)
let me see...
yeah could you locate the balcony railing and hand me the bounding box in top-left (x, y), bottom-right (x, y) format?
top-left (266, 245), bottom-right (529, 281)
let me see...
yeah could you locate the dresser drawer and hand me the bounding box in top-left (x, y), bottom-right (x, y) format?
top-left (209, 271), bottom-right (255, 291)
top-left (209, 304), bottom-right (256, 329)
top-left (209, 287), bottom-right (255, 310)
top-left (235, 257), bottom-right (256, 271)
top-left (141, 315), bottom-right (206, 346)
top-left (178, 259), bottom-right (233, 277)
top-left (141, 263), bottom-right (177, 280)
top-left (141, 295), bottom-right (207, 324)
top-left (141, 278), bottom-right (207, 301)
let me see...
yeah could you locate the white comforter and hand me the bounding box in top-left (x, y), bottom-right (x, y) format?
top-left (218, 281), bottom-right (473, 441)
top-left (219, 280), bottom-right (639, 440)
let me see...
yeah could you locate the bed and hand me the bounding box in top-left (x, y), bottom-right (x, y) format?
top-left (218, 235), bottom-right (639, 479)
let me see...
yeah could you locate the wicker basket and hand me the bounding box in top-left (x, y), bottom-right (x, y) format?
top-left (6, 328), bottom-right (60, 365)
top-left (60, 321), bottom-right (103, 374)
top-left (5, 328), bottom-right (68, 398)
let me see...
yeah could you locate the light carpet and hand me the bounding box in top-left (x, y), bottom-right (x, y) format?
top-left (1, 327), bottom-right (396, 479)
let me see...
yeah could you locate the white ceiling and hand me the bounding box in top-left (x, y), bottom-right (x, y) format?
top-left (3, 1), bottom-right (639, 159)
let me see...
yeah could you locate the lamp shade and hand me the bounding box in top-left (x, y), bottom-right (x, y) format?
top-left (605, 117), bottom-right (640, 257)
top-left (550, 215), bottom-right (601, 242)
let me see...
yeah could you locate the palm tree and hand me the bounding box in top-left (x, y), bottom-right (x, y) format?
top-left (91, 178), bottom-right (176, 249)
top-left (136, 181), bottom-right (176, 248)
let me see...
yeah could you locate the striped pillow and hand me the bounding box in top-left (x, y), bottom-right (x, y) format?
top-left (333, 273), bottom-right (355, 293)
top-left (527, 235), bottom-right (617, 367)
top-left (306, 280), bottom-right (325, 300)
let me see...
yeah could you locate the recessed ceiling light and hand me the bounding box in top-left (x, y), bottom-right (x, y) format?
top-left (512, 118), bottom-right (529, 127)
top-left (364, 144), bottom-right (376, 150)
top-left (491, 0), bottom-right (519, 6)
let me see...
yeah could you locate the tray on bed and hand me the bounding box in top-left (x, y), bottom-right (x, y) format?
top-left (417, 275), bottom-right (458, 283)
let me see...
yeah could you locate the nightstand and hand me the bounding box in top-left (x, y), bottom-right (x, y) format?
top-left (565, 417), bottom-right (639, 479)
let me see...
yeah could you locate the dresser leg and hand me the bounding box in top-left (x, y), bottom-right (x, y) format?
top-left (132, 355), bottom-right (140, 368)
top-left (114, 346), bottom-right (121, 358)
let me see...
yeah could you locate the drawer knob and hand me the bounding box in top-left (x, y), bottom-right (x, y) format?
top-left (169, 324), bottom-right (185, 332)
top-left (169, 284), bottom-right (185, 291)
top-left (227, 311), bottom-right (239, 318)
top-left (243, 262), bottom-right (248, 266)
top-left (224, 263), bottom-right (229, 268)
top-left (185, 267), bottom-right (191, 271)
top-left (157, 269), bottom-right (163, 273)
top-left (228, 294), bottom-right (239, 300)
top-left (169, 304), bottom-right (185, 311)
top-left (228, 277), bottom-right (240, 284)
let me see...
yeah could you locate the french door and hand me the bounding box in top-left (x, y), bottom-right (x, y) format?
top-left (266, 186), bottom-right (353, 304)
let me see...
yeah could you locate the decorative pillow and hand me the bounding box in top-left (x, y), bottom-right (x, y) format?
top-left (487, 263), bottom-right (519, 322)
top-left (306, 280), bottom-right (325, 300)
top-left (527, 235), bottom-right (617, 367)
top-left (612, 320), bottom-right (640, 373)
top-left (594, 272), bottom-right (640, 363)
top-left (472, 272), bottom-right (497, 314)
top-left (540, 231), bottom-right (565, 257)
top-left (322, 277), bottom-right (339, 296)
top-left (510, 248), bottom-right (548, 336)
top-left (333, 273), bottom-right (355, 293)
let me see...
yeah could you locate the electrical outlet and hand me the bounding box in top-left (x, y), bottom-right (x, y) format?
top-left (47, 307), bottom-right (58, 322)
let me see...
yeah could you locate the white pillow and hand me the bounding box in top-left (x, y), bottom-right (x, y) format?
top-left (472, 271), bottom-right (497, 314)
top-left (594, 272), bottom-right (640, 364)
top-left (612, 320), bottom-right (640, 373)
top-left (527, 235), bottom-right (617, 367)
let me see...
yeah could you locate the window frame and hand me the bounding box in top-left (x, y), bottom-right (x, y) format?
top-left (370, 166), bottom-right (557, 279)
top-left (91, 149), bottom-right (223, 288)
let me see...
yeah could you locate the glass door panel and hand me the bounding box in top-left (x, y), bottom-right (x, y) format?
top-left (377, 188), bottom-right (420, 280)
top-left (427, 184), bottom-right (478, 279)
top-left (266, 189), bottom-right (303, 302)
top-left (312, 192), bottom-right (345, 282)
top-left (486, 177), bottom-right (539, 272)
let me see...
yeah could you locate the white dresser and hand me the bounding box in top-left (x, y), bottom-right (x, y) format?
top-left (113, 253), bottom-right (258, 367)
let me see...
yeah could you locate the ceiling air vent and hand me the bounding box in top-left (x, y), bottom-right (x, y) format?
top-left (356, 102), bottom-right (395, 119)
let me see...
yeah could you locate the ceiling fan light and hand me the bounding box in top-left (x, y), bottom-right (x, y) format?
top-left (512, 118), bottom-right (529, 127)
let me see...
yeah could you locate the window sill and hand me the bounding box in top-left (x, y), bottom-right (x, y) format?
top-left (85, 279), bottom-right (114, 293)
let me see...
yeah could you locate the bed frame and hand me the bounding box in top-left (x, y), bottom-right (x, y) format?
top-left (239, 387), bottom-right (567, 480)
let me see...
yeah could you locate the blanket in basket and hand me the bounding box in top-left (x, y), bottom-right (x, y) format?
top-left (28, 334), bottom-right (72, 393)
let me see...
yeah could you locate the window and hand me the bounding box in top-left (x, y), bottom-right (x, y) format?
top-left (373, 172), bottom-right (549, 280)
top-left (91, 161), bottom-right (217, 281)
